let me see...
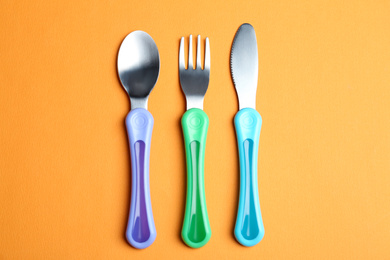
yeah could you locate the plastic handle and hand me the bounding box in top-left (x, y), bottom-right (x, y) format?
top-left (234, 108), bottom-right (265, 247)
top-left (181, 108), bottom-right (211, 248)
top-left (125, 108), bottom-right (156, 249)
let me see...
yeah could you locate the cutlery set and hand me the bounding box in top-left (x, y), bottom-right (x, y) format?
top-left (117, 23), bottom-right (264, 249)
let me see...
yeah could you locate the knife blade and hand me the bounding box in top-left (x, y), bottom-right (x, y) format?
top-left (230, 23), bottom-right (265, 247)
top-left (231, 23), bottom-right (258, 110)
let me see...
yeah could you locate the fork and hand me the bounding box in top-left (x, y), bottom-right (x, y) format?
top-left (179, 35), bottom-right (211, 248)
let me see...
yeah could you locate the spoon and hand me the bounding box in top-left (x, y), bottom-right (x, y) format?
top-left (117, 30), bottom-right (160, 249)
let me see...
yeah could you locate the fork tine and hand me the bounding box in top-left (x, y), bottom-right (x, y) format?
top-left (179, 37), bottom-right (185, 70)
top-left (188, 35), bottom-right (193, 70)
top-left (204, 37), bottom-right (210, 72)
top-left (196, 35), bottom-right (201, 70)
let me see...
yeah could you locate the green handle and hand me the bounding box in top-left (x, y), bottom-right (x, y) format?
top-left (181, 108), bottom-right (211, 248)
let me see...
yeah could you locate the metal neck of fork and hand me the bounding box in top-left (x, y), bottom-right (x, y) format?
top-left (186, 96), bottom-right (204, 110)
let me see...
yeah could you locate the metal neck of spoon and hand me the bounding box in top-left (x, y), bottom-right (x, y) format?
top-left (130, 97), bottom-right (148, 110)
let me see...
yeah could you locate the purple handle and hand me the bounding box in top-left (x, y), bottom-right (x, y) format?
top-left (125, 108), bottom-right (156, 249)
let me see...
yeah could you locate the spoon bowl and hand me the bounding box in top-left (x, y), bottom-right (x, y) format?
top-left (118, 31), bottom-right (160, 109)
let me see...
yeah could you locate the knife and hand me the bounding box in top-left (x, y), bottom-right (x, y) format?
top-left (230, 23), bottom-right (265, 247)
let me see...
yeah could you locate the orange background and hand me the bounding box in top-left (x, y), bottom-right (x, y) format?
top-left (1, 0), bottom-right (389, 259)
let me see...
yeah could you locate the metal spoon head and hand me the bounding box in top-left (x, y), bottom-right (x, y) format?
top-left (117, 31), bottom-right (160, 110)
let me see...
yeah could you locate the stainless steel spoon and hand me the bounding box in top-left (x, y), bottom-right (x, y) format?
top-left (117, 30), bottom-right (160, 249)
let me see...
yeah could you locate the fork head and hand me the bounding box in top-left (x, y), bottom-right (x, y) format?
top-left (179, 35), bottom-right (210, 110)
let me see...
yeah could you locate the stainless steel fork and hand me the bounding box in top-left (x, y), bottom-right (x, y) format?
top-left (179, 35), bottom-right (211, 248)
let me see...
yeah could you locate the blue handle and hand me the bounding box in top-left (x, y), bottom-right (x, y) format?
top-left (125, 108), bottom-right (156, 249)
top-left (234, 108), bottom-right (264, 247)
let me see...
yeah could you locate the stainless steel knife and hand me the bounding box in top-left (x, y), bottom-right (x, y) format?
top-left (230, 23), bottom-right (265, 247)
